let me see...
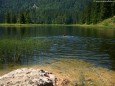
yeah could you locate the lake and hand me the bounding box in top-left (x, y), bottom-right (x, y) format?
top-left (0, 26), bottom-right (115, 70)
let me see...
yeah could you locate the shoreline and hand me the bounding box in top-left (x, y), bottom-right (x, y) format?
top-left (0, 59), bottom-right (115, 86)
top-left (0, 24), bottom-right (115, 28)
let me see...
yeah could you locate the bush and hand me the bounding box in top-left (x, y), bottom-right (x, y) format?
top-left (111, 16), bottom-right (115, 23)
top-left (103, 21), bottom-right (109, 26)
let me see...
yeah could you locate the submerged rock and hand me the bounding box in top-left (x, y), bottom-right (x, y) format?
top-left (0, 68), bottom-right (56, 86)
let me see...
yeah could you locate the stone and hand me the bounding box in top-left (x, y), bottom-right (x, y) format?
top-left (0, 68), bottom-right (56, 86)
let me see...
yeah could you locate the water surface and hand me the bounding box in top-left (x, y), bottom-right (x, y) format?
top-left (0, 26), bottom-right (115, 70)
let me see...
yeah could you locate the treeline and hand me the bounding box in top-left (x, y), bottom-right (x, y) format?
top-left (5, 12), bottom-right (31, 24)
top-left (80, 2), bottom-right (115, 24)
top-left (1, 0), bottom-right (90, 24)
top-left (4, 10), bottom-right (79, 24)
top-left (4, 2), bottom-right (115, 24)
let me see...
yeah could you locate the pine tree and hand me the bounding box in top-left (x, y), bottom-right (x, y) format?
top-left (111, 2), bottom-right (115, 16)
top-left (5, 12), bottom-right (11, 23)
top-left (100, 3), bottom-right (109, 21)
top-left (85, 4), bottom-right (91, 24)
top-left (19, 13), bottom-right (26, 24)
top-left (12, 14), bottom-right (17, 23)
top-left (91, 3), bottom-right (101, 24)
top-left (25, 13), bottom-right (31, 24)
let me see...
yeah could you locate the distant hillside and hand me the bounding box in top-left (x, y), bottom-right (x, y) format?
top-left (0, 0), bottom-right (92, 23)
top-left (1, 0), bottom-right (91, 12)
top-left (0, 0), bottom-right (115, 25)
top-left (79, 2), bottom-right (115, 25)
top-left (98, 16), bottom-right (115, 26)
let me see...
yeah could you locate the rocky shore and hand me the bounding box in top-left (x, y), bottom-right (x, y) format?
top-left (0, 59), bottom-right (115, 86)
top-left (0, 68), bottom-right (56, 86)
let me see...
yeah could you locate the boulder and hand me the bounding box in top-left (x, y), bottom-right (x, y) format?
top-left (0, 68), bottom-right (56, 86)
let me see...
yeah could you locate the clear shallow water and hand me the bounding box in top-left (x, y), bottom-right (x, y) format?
top-left (0, 26), bottom-right (115, 70)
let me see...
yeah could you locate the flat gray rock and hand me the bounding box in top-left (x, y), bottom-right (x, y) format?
top-left (0, 68), bottom-right (56, 86)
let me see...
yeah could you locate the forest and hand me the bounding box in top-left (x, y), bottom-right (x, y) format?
top-left (0, 0), bottom-right (115, 24)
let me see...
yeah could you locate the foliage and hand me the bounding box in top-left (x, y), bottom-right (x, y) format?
top-left (112, 16), bottom-right (115, 23)
top-left (0, 0), bottom-right (91, 24)
top-left (80, 2), bottom-right (115, 24)
top-left (0, 39), bottom-right (52, 64)
top-left (0, 0), bottom-right (115, 24)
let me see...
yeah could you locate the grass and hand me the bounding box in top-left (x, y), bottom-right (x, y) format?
top-left (0, 38), bottom-right (52, 66)
top-left (0, 24), bottom-right (68, 27)
top-left (0, 16), bottom-right (115, 28)
top-left (73, 24), bottom-right (115, 28)
top-left (33, 59), bottom-right (115, 86)
top-left (98, 16), bottom-right (115, 26)
top-left (1, 59), bottom-right (115, 86)
top-left (0, 22), bottom-right (115, 29)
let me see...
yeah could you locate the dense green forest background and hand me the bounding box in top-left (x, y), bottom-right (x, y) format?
top-left (0, 0), bottom-right (115, 24)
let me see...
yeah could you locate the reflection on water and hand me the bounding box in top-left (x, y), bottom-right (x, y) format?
top-left (0, 26), bottom-right (115, 70)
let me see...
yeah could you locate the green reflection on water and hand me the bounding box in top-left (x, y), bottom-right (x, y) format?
top-left (0, 26), bottom-right (115, 70)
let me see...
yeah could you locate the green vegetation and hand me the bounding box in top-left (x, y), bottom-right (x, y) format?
top-left (0, 59), bottom-right (115, 86)
top-left (0, 38), bottom-right (52, 67)
top-left (0, 24), bottom-right (67, 27)
top-left (0, 22), bottom-right (115, 29)
top-left (42, 59), bottom-right (115, 86)
top-left (0, 0), bottom-right (115, 25)
top-left (75, 16), bottom-right (115, 28)
top-left (0, 0), bottom-right (91, 23)
top-left (4, 12), bottom-right (32, 24)
top-left (80, 2), bottom-right (115, 25)
top-left (98, 16), bottom-right (115, 26)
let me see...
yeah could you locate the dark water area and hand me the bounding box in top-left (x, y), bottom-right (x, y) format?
top-left (0, 26), bottom-right (115, 70)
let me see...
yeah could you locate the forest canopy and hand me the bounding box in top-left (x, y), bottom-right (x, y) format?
top-left (0, 0), bottom-right (115, 24)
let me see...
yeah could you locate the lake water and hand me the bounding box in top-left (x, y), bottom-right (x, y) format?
top-left (0, 26), bottom-right (115, 70)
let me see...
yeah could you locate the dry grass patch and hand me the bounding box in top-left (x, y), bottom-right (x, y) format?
top-left (31, 59), bottom-right (115, 86)
top-left (0, 59), bottom-right (115, 86)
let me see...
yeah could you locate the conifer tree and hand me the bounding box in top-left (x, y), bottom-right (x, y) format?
top-left (5, 12), bottom-right (11, 23)
top-left (12, 14), bottom-right (17, 23)
top-left (25, 13), bottom-right (31, 24)
top-left (111, 2), bottom-right (115, 16)
top-left (19, 13), bottom-right (26, 24)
